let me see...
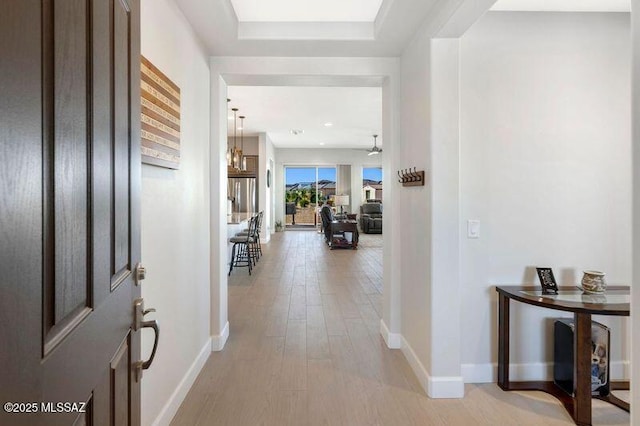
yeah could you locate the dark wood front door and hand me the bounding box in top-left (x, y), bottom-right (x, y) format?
top-left (1, 0), bottom-right (143, 424)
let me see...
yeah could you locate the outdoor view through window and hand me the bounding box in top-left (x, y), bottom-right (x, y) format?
top-left (283, 166), bottom-right (383, 228)
top-left (363, 167), bottom-right (382, 202)
top-left (285, 167), bottom-right (336, 227)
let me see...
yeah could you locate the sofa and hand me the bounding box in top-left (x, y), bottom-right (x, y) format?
top-left (359, 202), bottom-right (382, 234)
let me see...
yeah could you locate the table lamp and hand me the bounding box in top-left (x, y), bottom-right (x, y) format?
top-left (333, 195), bottom-right (350, 215)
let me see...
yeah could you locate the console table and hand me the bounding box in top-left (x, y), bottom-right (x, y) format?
top-left (495, 286), bottom-right (630, 426)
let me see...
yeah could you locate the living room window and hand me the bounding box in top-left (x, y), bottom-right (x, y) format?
top-left (284, 166), bottom-right (337, 228)
top-left (362, 167), bottom-right (382, 202)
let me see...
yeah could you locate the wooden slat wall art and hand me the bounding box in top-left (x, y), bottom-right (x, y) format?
top-left (140, 56), bottom-right (180, 169)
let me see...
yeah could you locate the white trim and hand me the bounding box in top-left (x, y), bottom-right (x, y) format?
top-left (462, 361), bottom-right (631, 383)
top-left (211, 321), bottom-right (230, 351)
top-left (428, 375), bottom-right (466, 399)
top-left (379, 319), bottom-right (401, 349)
top-left (461, 362), bottom-right (495, 383)
top-left (400, 336), bottom-right (429, 393)
top-left (401, 336), bottom-right (464, 398)
top-left (151, 338), bottom-right (211, 426)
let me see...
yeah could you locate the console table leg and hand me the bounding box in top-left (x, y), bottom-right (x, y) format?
top-left (574, 312), bottom-right (592, 425)
top-left (498, 293), bottom-right (510, 389)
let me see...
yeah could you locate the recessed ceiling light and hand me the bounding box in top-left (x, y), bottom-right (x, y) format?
top-left (324, 122), bottom-right (333, 127)
top-left (290, 129), bottom-right (304, 135)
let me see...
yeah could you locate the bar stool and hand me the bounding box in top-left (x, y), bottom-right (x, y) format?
top-left (236, 211), bottom-right (263, 263)
top-left (228, 215), bottom-right (257, 275)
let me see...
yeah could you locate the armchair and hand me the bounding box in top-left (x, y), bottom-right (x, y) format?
top-left (359, 202), bottom-right (382, 234)
top-left (320, 205), bottom-right (342, 243)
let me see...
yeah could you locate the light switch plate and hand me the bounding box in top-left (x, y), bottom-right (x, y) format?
top-left (467, 220), bottom-right (480, 239)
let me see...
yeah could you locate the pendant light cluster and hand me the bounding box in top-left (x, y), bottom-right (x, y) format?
top-left (227, 98), bottom-right (248, 172)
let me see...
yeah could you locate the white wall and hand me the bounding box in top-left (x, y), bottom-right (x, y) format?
top-left (630, 1), bottom-right (640, 421)
top-left (273, 148), bottom-right (382, 224)
top-left (398, 19), bottom-right (467, 397)
top-left (141, 0), bottom-right (211, 424)
top-left (258, 132), bottom-right (276, 239)
top-left (459, 12), bottom-right (631, 381)
top-left (398, 27), bottom-right (436, 393)
top-left (430, 38), bottom-right (463, 388)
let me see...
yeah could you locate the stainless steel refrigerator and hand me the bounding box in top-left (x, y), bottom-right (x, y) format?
top-left (227, 177), bottom-right (257, 213)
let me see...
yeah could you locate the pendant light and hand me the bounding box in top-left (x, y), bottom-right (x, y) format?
top-left (239, 115), bottom-right (246, 171)
top-left (226, 99), bottom-right (232, 167)
top-left (232, 108), bottom-right (240, 170)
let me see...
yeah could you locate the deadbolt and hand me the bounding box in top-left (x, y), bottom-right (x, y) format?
top-left (135, 263), bottom-right (146, 286)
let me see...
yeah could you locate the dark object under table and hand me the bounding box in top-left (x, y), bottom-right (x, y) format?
top-left (495, 285), bottom-right (630, 426)
top-left (329, 220), bottom-right (359, 249)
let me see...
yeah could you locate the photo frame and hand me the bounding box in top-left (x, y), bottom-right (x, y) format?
top-left (536, 267), bottom-right (559, 294)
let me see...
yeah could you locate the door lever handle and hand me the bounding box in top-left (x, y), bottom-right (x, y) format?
top-left (135, 318), bottom-right (159, 382)
top-left (133, 298), bottom-right (160, 382)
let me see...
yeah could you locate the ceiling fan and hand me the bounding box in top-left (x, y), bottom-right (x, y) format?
top-left (365, 134), bottom-right (382, 156)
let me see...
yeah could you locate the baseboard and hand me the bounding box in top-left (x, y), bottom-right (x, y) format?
top-left (151, 338), bottom-right (211, 426)
top-left (428, 375), bottom-right (465, 399)
top-left (461, 363), bottom-right (496, 383)
top-left (379, 319), bottom-right (401, 349)
top-left (400, 336), bottom-right (464, 398)
top-left (211, 321), bottom-right (229, 352)
top-left (462, 360), bottom-right (631, 383)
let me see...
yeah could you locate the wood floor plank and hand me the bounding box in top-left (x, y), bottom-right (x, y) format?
top-left (321, 294), bottom-right (347, 336)
top-left (305, 284), bottom-right (323, 306)
top-left (279, 319), bottom-right (307, 390)
top-left (306, 305), bottom-right (330, 360)
top-left (263, 390), bottom-right (309, 426)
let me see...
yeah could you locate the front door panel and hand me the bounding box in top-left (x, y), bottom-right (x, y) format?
top-left (0, 0), bottom-right (142, 425)
top-left (44, 0), bottom-right (93, 356)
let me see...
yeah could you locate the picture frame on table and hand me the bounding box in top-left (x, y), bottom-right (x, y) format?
top-left (536, 267), bottom-right (559, 295)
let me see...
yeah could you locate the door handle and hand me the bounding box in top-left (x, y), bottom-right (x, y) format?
top-left (133, 298), bottom-right (160, 382)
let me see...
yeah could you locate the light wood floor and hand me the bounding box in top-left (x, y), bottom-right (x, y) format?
top-left (171, 231), bottom-right (629, 425)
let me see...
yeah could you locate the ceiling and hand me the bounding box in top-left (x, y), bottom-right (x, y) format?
top-left (227, 86), bottom-right (382, 149)
top-left (230, 0), bottom-right (384, 22)
top-left (173, 0), bottom-right (630, 56)
top-left (181, 1), bottom-right (628, 151)
top-left (173, 0), bottom-right (441, 56)
top-left (491, 0), bottom-right (630, 12)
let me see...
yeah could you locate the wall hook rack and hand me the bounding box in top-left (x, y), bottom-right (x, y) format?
top-left (397, 167), bottom-right (425, 187)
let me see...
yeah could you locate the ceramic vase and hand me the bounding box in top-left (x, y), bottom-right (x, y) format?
top-left (581, 270), bottom-right (606, 294)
